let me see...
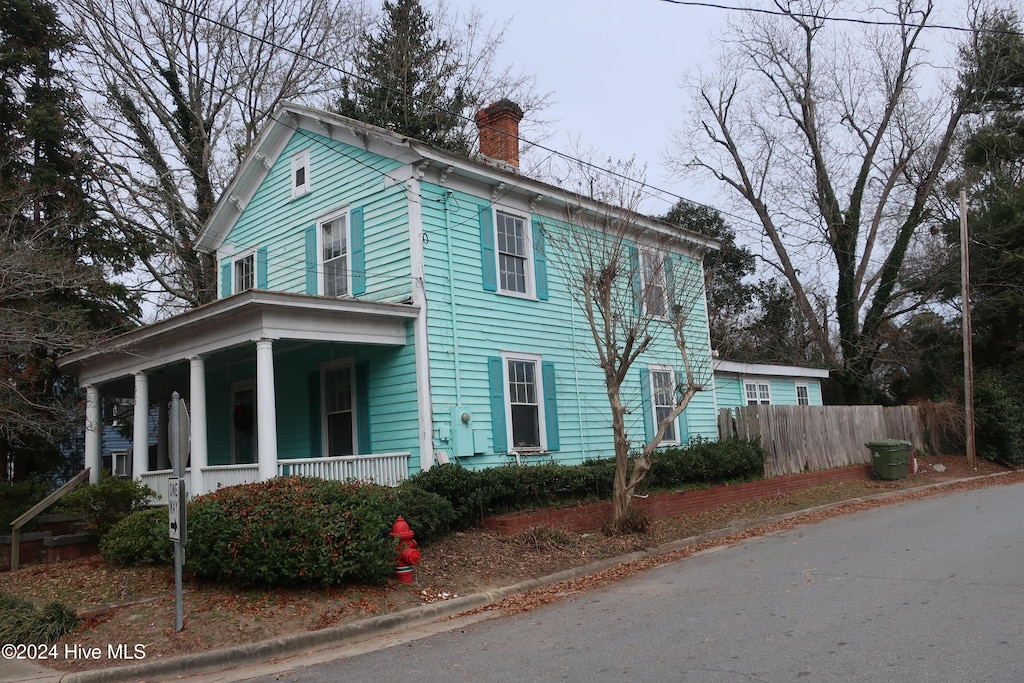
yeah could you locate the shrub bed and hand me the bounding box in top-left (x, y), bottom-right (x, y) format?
top-left (57, 475), bottom-right (156, 537)
top-left (186, 477), bottom-right (397, 587)
top-left (100, 508), bottom-right (174, 566)
top-left (0, 592), bottom-right (78, 644)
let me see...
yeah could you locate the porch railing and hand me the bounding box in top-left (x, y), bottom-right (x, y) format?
top-left (139, 452), bottom-right (410, 503)
top-left (278, 452), bottom-right (410, 486)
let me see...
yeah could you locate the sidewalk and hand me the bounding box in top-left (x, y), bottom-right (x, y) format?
top-left (3, 471), bottom-right (1017, 683)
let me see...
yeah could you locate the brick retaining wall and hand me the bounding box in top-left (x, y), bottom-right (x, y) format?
top-left (482, 464), bottom-right (874, 535)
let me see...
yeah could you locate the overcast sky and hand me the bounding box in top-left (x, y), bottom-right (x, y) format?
top-left (452, 0), bottom-right (729, 217)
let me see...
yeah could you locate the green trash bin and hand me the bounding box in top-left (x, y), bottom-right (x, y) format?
top-left (865, 439), bottom-right (912, 480)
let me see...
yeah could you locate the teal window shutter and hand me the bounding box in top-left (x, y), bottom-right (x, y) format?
top-left (629, 247), bottom-right (642, 316)
top-left (350, 207), bottom-right (366, 295)
top-left (304, 225), bottom-right (317, 294)
top-left (308, 371), bottom-right (321, 458)
top-left (533, 220), bottom-right (549, 300)
top-left (480, 205), bottom-right (497, 291)
top-left (355, 361), bottom-right (371, 453)
top-left (256, 247), bottom-right (268, 289)
top-left (542, 361), bottom-right (559, 450)
top-left (487, 357), bottom-right (507, 452)
top-left (677, 366), bottom-right (690, 444)
top-left (639, 368), bottom-right (653, 443)
top-left (221, 260), bottom-right (232, 297)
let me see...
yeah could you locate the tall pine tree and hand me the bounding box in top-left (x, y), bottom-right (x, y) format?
top-left (0, 0), bottom-right (136, 480)
top-left (337, 0), bottom-right (472, 153)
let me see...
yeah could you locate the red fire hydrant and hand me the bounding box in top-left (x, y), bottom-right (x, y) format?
top-left (390, 517), bottom-right (420, 584)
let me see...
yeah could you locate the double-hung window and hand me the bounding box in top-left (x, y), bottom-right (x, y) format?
top-left (496, 211), bottom-right (529, 294)
top-left (796, 383), bottom-right (810, 405)
top-left (650, 367), bottom-right (679, 443)
top-left (320, 211), bottom-right (349, 297)
top-left (744, 381), bottom-right (771, 405)
top-left (234, 253), bottom-right (255, 293)
top-left (291, 149), bottom-right (311, 199)
top-left (640, 250), bottom-right (668, 318)
top-left (507, 357), bottom-right (541, 450)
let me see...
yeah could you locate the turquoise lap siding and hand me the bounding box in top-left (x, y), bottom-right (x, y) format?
top-left (419, 183), bottom-right (717, 469)
top-left (220, 130), bottom-right (411, 303)
top-left (714, 375), bottom-right (825, 409)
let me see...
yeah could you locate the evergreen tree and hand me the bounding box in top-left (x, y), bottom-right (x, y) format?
top-left (0, 0), bottom-right (136, 480)
top-left (661, 201), bottom-right (757, 354)
top-left (337, 0), bottom-right (472, 153)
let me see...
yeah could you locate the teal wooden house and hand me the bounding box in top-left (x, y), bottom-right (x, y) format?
top-left (60, 101), bottom-right (720, 501)
top-left (713, 361), bottom-right (828, 409)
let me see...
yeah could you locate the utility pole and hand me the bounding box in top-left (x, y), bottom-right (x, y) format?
top-left (960, 190), bottom-right (976, 467)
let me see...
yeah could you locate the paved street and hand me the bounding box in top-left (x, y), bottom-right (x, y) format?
top-left (243, 482), bottom-right (1024, 682)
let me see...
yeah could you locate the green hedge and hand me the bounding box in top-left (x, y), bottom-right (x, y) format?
top-left (186, 477), bottom-right (397, 587)
top-left (57, 475), bottom-right (156, 537)
top-left (405, 437), bottom-right (766, 529)
top-left (100, 508), bottom-right (174, 566)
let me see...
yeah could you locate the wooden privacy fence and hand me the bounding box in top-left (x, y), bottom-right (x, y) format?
top-left (719, 405), bottom-right (935, 478)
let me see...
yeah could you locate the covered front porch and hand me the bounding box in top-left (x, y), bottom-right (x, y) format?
top-left (59, 290), bottom-right (422, 499)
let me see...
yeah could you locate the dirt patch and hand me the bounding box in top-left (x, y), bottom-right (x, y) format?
top-left (0, 454), bottom-right (1015, 674)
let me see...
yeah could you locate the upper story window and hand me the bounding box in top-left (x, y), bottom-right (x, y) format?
top-left (640, 250), bottom-right (668, 318)
top-left (234, 253), bottom-right (255, 293)
top-left (650, 367), bottom-right (679, 443)
top-left (496, 211), bottom-right (529, 294)
top-left (291, 149), bottom-right (311, 199)
top-left (745, 381), bottom-right (771, 405)
top-left (479, 206), bottom-right (548, 301)
top-left (796, 384), bottom-right (810, 405)
top-left (320, 211), bottom-right (349, 297)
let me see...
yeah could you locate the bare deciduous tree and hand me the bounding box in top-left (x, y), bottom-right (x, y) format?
top-left (545, 168), bottom-right (715, 524)
top-left (71, 0), bottom-right (371, 312)
top-left (671, 0), bottom-right (997, 402)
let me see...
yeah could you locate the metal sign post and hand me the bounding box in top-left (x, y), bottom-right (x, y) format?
top-left (168, 392), bottom-right (189, 632)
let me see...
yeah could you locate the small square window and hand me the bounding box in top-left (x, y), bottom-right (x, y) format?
top-left (745, 382), bottom-right (771, 405)
top-left (291, 149), bottom-right (311, 199)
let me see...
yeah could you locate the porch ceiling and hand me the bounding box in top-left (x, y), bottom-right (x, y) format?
top-left (58, 290), bottom-right (418, 387)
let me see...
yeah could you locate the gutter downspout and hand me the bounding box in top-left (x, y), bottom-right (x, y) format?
top-left (443, 192), bottom-right (463, 406)
top-left (408, 168), bottom-right (434, 470)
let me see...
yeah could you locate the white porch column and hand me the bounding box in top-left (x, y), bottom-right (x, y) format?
top-left (190, 356), bottom-right (209, 495)
top-left (85, 385), bottom-right (101, 483)
top-left (132, 373), bottom-right (149, 481)
top-left (255, 339), bottom-right (278, 481)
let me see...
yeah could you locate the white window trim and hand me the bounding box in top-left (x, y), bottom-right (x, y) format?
top-left (796, 382), bottom-right (810, 405)
top-left (232, 248), bottom-right (256, 293)
top-left (744, 380), bottom-right (772, 406)
top-left (501, 350), bottom-right (547, 453)
top-left (639, 249), bottom-right (669, 320)
top-left (321, 357), bottom-right (357, 457)
top-left (649, 364), bottom-right (680, 445)
top-left (318, 207), bottom-right (351, 298)
top-left (493, 207), bottom-right (536, 300)
top-left (291, 149), bottom-right (311, 199)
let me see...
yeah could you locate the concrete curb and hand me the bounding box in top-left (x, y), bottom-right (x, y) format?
top-left (47, 469), bottom-right (1019, 683)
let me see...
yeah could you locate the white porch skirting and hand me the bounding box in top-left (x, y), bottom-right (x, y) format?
top-left (139, 452), bottom-right (410, 504)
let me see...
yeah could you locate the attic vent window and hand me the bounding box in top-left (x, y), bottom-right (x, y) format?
top-left (291, 149), bottom-right (311, 199)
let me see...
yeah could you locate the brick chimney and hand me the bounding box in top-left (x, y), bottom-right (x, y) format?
top-left (475, 99), bottom-right (524, 170)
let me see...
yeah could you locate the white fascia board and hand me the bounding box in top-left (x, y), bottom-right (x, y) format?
top-left (59, 291), bottom-right (419, 386)
top-left (196, 103), bottom-right (422, 253)
top-left (714, 360), bottom-right (830, 379)
top-left (410, 143), bottom-right (721, 256)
